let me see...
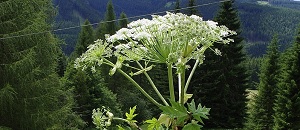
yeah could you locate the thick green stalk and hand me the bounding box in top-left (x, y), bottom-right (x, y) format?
top-left (103, 58), bottom-right (162, 107)
top-left (168, 63), bottom-right (175, 102)
top-left (180, 70), bottom-right (185, 105)
top-left (184, 59), bottom-right (200, 93)
top-left (136, 62), bottom-right (169, 106)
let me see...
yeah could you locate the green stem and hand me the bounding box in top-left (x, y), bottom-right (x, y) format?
top-left (103, 58), bottom-right (162, 107)
top-left (168, 63), bottom-right (175, 102)
top-left (184, 59), bottom-right (200, 93)
top-left (113, 117), bottom-right (140, 129)
top-left (180, 70), bottom-right (185, 105)
top-left (112, 117), bottom-right (129, 123)
top-left (136, 62), bottom-right (169, 106)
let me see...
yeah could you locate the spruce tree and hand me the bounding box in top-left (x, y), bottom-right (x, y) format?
top-left (95, 21), bottom-right (106, 40)
top-left (118, 12), bottom-right (129, 29)
top-left (175, 0), bottom-right (181, 13)
top-left (214, 0), bottom-right (249, 128)
top-left (71, 20), bottom-right (94, 60)
top-left (95, 0), bottom-right (117, 39)
top-left (188, 0), bottom-right (198, 16)
top-left (245, 35), bottom-right (280, 130)
top-left (105, 0), bottom-right (117, 35)
top-left (273, 27), bottom-right (300, 130)
top-left (188, 0), bottom-right (249, 128)
top-left (0, 0), bottom-right (82, 129)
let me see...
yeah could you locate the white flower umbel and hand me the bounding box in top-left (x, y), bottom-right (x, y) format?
top-left (75, 12), bottom-right (236, 106)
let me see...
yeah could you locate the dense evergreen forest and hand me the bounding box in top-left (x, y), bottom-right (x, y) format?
top-left (1, 0), bottom-right (300, 129)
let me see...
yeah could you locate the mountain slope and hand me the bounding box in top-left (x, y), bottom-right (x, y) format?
top-left (52, 0), bottom-right (300, 56)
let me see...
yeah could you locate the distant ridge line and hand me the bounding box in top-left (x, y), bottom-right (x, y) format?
top-left (0, 0), bottom-right (231, 40)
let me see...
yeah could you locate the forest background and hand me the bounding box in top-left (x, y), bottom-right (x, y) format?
top-left (1, 0), bottom-right (300, 129)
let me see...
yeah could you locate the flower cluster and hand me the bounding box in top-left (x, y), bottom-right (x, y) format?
top-left (92, 107), bottom-right (114, 129)
top-left (74, 39), bottom-right (113, 72)
top-left (75, 12), bottom-right (236, 73)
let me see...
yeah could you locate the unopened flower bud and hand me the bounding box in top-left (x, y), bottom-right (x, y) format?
top-left (106, 111), bottom-right (114, 119)
top-left (105, 121), bottom-right (111, 126)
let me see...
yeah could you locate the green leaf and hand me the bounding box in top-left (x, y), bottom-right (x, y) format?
top-left (187, 99), bottom-right (197, 112)
top-left (117, 125), bottom-right (126, 130)
top-left (187, 100), bottom-right (210, 124)
top-left (184, 93), bottom-right (193, 104)
top-left (182, 123), bottom-right (202, 130)
top-left (169, 100), bottom-right (187, 114)
top-left (158, 114), bottom-right (171, 127)
top-left (126, 106), bottom-right (138, 123)
top-left (159, 100), bottom-right (188, 124)
top-left (145, 117), bottom-right (161, 130)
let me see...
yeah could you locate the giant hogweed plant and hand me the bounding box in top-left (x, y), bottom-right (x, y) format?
top-left (75, 12), bottom-right (236, 130)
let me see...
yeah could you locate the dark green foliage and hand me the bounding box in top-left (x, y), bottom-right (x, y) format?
top-left (175, 0), bottom-right (181, 13)
top-left (188, 0), bottom-right (199, 16)
top-left (64, 19), bottom-right (122, 128)
top-left (104, 0), bottom-right (117, 35)
top-left (64, 67), bottom-right (122, 128)
top-left (118, 12), bottom-right (129, 29)
top-left (245, 57), bottom-right (264, 89)
top-left (270, 0), bottom-right (300, 10)
top-left (95, 21), bottom-right (107, 40)
top-left (188, 0), bottom-right (249, 128)
top-left (0, 0), bottom-right (83, 129)
top-left (56, 49), bottom-right (68, 77)
top-left (273, 26), bottom-right (300, 130)
top-left (95, 0), bottom-right (117, 40)
top-left (71, 20), bottom-right (95, 60)
top-left (239, 2), bottom-right (300, 53)
top-left (212, 1), bottom-right (249, 128)
top-left (245, 35), bottom-right (280, 130)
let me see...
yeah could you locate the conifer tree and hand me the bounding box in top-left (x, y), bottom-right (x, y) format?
top-left (71, 20), bottom-right (94, 60)
top-left (105, 0), bottom-right (117, 35)
top-left (118, 12), bottom-right (129, 28)
top-left (0, 0), bottom-right (82, 129)
top-left (245, 35), bottom-right (280, 130)
top-left (188, 0), bottom-right (249, 128)
top-left (188, 0), bottom-right (198, 16)
top-left (273, 27), bottom-right (300, 130)
top-left (95, 0), bottom-right (117, 39)
top-left (175, 0), bottom-right (181, 13)
top-left (95, 21), bottom-right (106, 40)
top-left (214, 0), bottom-right (249, 128)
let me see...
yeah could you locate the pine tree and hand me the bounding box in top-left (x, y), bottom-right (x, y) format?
top-left (0, 0), bottom-right (82, 129)
top-left (175, 0), bottom-right (181, 13)
top-left (118, 12), bottom-right (129, 29)
top-left (245, 35), bottom-right (280, 130)
top-left (273, 27), bottom-right (300, 130)
top-left (188, 0), bottom-right (249, 128)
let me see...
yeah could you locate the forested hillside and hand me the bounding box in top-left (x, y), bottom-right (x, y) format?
top-left (1, 0), bottom-right (300, 129)
top-left (53, 0), bottom-right (300, 56)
